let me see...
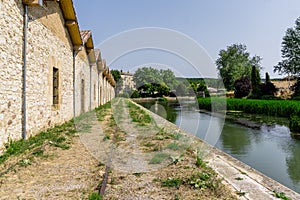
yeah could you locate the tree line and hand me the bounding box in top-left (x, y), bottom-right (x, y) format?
top-left (216, 16), bottom-right (300, 99)
top-left (111, 16), bottom-right (300, 100)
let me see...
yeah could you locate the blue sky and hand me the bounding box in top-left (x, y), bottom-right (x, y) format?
top-left (73, 0), bottom-right (300, 78)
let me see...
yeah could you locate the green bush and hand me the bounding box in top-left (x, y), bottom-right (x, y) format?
top-left (131, 90), bottom-right (141, 98)
top-left (289, 115), bottom-right (300, 132)
top-left (158, 97), bottom-right (168, 102)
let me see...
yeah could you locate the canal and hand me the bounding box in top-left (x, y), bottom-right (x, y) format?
top-left (138, 100), bottom-right (300, 194)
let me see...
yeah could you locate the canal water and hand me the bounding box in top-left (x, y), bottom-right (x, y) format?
top-left (138, 100), bottom-right (300, 194)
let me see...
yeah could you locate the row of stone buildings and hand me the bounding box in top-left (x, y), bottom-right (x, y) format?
top-left (0, 0), bottom-right (115, 151)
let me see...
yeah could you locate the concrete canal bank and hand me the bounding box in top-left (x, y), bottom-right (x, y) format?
top-left (134, 100), bottom-right (300, 200)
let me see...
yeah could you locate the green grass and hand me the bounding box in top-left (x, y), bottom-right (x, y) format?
top-left (172, 132), bottom-right (183, 140)
top-left (88, 192), bottom-right (103, 200)
top-left (149, 153), bottom-right (170, 164)
top-left (0, 120), bottom-right (75, 164)
top-left (273, 190), bottom-right (291, 200)
top-left (195, 156), bottom-right (206, 168)
top-left (189, 172), bottom-right (213, 189)
top-left (103, 134), bottom-right (110, 141)
top-left (95, 102), bottom-right (111, 121)
top-left (0, 102), bottom-right (114, 165)
top-left (174, 194), bottom-right (180, 200)
top-left (158, 171), bottom-right (219, 191)
top-left (289, 115), bottom-right (300, 132)
top-left (165, 142), bottom-right (180, 151)
top-left (155, 128), bottom-right (173, 140)
top-left (127, 101), bottom-right (152, 125)
top-left (161, 178), bottom-right (183, 188)
top-left (170, 155), bottom-right (183, 164)
top-left (198, 97), bottom-right (300, 117)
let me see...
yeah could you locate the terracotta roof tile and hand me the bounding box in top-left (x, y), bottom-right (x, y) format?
top-left (80, 30), bottom-right (92, 45)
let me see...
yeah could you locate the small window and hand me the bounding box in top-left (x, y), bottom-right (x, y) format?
top-left (53, 67), bottom-right (59, 105)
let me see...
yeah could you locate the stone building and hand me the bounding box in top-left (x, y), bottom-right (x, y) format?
top-left (0, 0), bottom-right (115, 151)
top-left (119, 71), bottom-right (136, 94)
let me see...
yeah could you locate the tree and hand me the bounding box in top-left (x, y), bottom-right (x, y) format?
top-left (133, 67), bottom-right (161, 88)
top-left (197, 80), bottom-right (210, 97)
top-left (250, 65), bottom-right (261, 97)
top-left (262, 72), bottom-right (277, 96)
top-left (159, 69), bottom-right (178, 90)
top-left (111, 70), bottom-right (123, 94)
top-left (133, 67), bottom-right (178, 97)
top-left (234, 76), bottom-right (252, 98)
top-left (111, 70), bottom-right (121, 82)
top-left (265, 72), bottom-right (271, 83)
top-left (292, 80), bottom-right (300, 99)
top-left (248, 72), bottom-right (277, 99)
top-left (260, 82), bottom-right (277, 97)
top-left (251, 66), bottom-right (261, 87)
top-left (216, 44), bottom-right (262, 90)
top-left (274, 17), bottom-right (300, 76)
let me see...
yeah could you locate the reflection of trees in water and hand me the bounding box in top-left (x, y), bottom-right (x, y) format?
top-left (138, 101), bottom-right (178, 123)
top-left (220, 124), bottom-right (251, 155)
top-left (286, 142), bottom-right (300, 184)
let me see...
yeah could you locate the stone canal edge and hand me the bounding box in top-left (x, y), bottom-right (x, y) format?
top-left (135, 100), bottom-right (300, 200)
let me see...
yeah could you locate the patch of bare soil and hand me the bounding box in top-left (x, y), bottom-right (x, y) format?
top-left (0, 135), bottom-right (104, 199)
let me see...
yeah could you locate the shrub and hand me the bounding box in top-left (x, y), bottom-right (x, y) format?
top-left (131, 90), bottom-right (141, 98)
top-left (158, 97), bottom-right (168, 102)
top-left (292, 79), bottom-right (300, 99)
top-left (289, 115), bottom-right (300, 132)
top-left (260, 82), bottom-right (277, 96)
top-left (234, 76), bottom-right (252, 98)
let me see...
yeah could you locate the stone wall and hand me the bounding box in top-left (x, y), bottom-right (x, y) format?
top-left (26, 2), bottom-right (74, 137)
top-left (0, 0), bottom-right (24, 150)
top-left (74, 49), bottom-right (90, 116)
top-left (0, 1), bottom-right (115, 152)
top-left (91, 64), bottom-right (99, 109)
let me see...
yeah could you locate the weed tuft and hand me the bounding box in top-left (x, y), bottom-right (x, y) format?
top-left (88, 192), bottom-right (103, 200)
top-left (161, 177), bottom-right (183, 188)
top-left (195, 156), bottom-right (206, 168)
top-left (273, 190), bottom-right (291, 200)
top-left (149, 153), bottom-right (169, 164)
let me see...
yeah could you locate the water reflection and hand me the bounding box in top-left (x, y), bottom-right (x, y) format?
top-left (286, 141), bottom-right (300, 185)
top-left (137, 100), bottom-right (300, 193)
top-left (220, 123), bottom-right (252, 155)
top-left (138, 101), bottom-right (178, 123)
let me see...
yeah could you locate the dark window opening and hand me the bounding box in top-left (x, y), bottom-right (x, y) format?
top-left (53, 67), bottom-right (59, 105)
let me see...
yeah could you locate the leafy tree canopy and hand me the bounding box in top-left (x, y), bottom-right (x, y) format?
top-left (216, 44), bottom-right (262, 90)
top-left (133, 67), bottom-right (178, 96)
top-left (274, 17), bottom-right (300, 76)
top-left (111, 70), bottom-right (121, 82)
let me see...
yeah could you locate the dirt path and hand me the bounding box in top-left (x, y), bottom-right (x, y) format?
top-left (0, 136), bottom-right (104, 199)
top-left (0, 99), bottom-right (237, 199)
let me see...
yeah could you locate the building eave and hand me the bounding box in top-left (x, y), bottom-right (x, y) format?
top-left (59, 0), bottom-right (82, 49)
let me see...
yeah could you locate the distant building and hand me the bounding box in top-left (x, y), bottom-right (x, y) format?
top-left (119, 72), bottom-right (136, 94)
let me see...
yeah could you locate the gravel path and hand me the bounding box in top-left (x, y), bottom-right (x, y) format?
top-left (0, 98), bottom-right (237, 199)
